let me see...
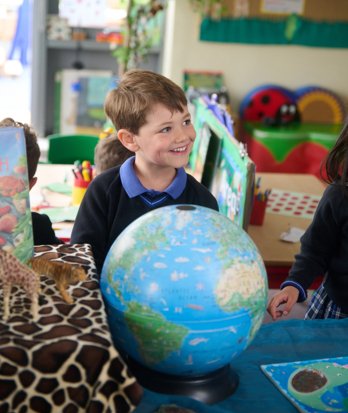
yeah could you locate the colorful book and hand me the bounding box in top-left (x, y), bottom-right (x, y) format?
top-left (190, 97), bottom-right (255, 230)
top-left (0, 127), bottom-right (33, 263)
top-left (261, 356), bottom-right (348, 413)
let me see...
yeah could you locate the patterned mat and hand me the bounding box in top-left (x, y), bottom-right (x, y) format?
top-left (266, 189), bottom-right (321, 220)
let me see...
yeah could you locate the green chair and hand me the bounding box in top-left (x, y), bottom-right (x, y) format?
top-left (46, 134), bottom-right (100, 164)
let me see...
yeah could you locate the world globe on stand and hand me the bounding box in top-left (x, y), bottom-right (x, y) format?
top-left (101, 205), bottom-right (268, 403)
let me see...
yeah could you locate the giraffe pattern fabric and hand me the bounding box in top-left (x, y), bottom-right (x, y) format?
top-left (0, 244), bottom-right (142, 413)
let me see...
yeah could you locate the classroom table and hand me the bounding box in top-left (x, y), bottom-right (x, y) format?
top-left (2, 247), bottom-right (344, 413)
top-left (247, 173), bottom-right (326, 288)
top-left (0, 243), bottom-right (142, 412)
top-left (134, 318), bottom-right (348, 413)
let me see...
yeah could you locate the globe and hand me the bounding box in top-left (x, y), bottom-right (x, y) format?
top-left (100, 204), bottom-right (268, 403)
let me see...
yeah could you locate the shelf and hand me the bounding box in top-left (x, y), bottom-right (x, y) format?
top-left (47, 39), bottom-right (161, 54)
top-left (32, 0), bottom-right (162, 137)
top-left (47, 39), bottom-right (117, 51)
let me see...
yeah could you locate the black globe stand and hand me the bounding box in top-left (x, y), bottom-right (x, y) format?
top-left (126, 356), bottom-right (239, 404)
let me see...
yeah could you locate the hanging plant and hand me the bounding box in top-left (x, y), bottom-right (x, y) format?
top-left (113, 0), bottom-right (165, 76)
top-left (112, 0), bottom-right (227, 76)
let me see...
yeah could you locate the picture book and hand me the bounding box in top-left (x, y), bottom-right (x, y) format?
top-left (211, 136), bottom-right (254, 230)
top-left (0, 127), bottom-right (33, 263)
top-left (189, 121), bottom-right (214, 183)
top-left (261, 356), bottom-right (348, 413)
top-left (190, 98), bottom-right (255, 230)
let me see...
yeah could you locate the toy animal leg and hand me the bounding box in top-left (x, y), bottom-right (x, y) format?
top-left (58, 283), bottom-right (73, 304)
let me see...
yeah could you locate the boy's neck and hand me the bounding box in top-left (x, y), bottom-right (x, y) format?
top-left (133, 162), bottom-right (176, 192)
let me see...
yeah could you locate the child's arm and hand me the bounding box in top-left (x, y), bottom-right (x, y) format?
top-left (267, 286), bottom-right (299, 320)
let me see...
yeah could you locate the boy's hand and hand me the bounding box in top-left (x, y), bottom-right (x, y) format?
top-left (267, 286), bottom-right (300, 321)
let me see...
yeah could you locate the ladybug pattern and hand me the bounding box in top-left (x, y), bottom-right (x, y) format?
top-left (240, 85), bottom-right (300, 126)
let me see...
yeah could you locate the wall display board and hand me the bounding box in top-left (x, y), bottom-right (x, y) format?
top-left (199, 0), bottom-right (348, 48)
top-left (189, 98), bottom-right (255, 230)
top-left (59, 0), bottom-right (107, 29)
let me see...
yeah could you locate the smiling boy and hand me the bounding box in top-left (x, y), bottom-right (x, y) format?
top-left (71, 69), bottom-right (219, 274)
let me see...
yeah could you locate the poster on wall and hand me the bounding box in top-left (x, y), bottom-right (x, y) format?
top-left (59, 0), bottom-right (107, 28)
top-left (54, 69), bottom-right (115, 135)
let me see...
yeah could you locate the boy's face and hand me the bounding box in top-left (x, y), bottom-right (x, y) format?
top-left (132, 103), bottom-right (196, 170)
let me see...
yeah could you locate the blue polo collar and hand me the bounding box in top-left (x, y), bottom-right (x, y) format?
top-left (120, 156), bottom-right (187, 199)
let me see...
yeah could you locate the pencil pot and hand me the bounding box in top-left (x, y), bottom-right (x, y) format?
top-left (250, 197), bottom-right (267, 226)
top-left (72, 178), bottom-right (89, 206)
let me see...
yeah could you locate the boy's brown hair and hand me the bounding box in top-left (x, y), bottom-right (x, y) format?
top-left (0, 118), bottom-right (40, 180)
top-left (104, 69), bottom-right (188, 134)
top-left (94, 133), bottom-right (133, 175)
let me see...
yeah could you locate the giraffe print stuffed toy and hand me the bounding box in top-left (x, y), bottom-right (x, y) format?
top-left (0, 249), bottom-right (40, 321)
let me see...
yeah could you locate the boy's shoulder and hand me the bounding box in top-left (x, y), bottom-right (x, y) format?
top-left (93, 165), bottom-right (121, 184)
top-left (186, 172), bottom-right (210, 192)
top-left (88, 165), bottom-right (123, 197)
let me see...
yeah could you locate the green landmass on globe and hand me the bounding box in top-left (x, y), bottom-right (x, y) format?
top-left (125, 301), bottom-right (189, 365)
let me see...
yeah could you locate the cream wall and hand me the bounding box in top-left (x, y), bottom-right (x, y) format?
top-left (162, 0), bottom-right (348, 114)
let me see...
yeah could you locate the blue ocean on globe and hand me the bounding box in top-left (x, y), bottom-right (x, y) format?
top-left (101, 205), bottom-right (268, 377)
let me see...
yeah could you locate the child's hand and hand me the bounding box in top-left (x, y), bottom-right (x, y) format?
top-left (267, 286), bottom-right (299, 321)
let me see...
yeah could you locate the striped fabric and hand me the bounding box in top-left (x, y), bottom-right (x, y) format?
top-left (140, 193), bottom-right (169, 207)
top-left (305, 284), bottom-right (348, 319)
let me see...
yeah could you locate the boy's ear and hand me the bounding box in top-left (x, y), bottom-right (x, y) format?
top-left (117, 129), bottom-right (139, 152)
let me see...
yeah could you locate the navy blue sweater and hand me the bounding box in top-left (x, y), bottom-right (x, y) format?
top-left (71, 166), bottom-right (219, 274)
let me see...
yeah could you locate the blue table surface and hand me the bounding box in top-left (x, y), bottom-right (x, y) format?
top-left (134, 318), bottom-right (348, 413)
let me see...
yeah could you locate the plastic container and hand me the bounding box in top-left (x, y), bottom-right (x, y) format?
top-left (250, 197), bottom-right (267, 225)
top-left (72, 178), bottom-right (89, 206)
